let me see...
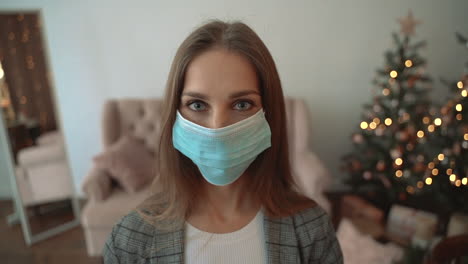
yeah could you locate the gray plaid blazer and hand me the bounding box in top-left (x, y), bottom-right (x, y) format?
top-left (103, 206), bottom-right (343, 263)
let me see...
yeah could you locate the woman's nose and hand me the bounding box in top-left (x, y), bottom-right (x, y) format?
top-left (209, 110), bottom-right (231, 129)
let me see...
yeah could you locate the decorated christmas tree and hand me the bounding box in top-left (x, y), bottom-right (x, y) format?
top-left (423, 32), bottom-right (468, 213)
top-left (342, 11), bottom-right (437, 205)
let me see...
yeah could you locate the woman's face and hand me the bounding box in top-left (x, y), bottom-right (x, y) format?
top-left (180, 48), bottom-right (262, 128)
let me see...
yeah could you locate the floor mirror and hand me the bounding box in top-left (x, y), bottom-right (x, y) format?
top-left (0, 11), bottom-right (80, 245)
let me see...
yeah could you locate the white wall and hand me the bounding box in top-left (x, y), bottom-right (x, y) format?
top-left (1, 0), bottom-right (467, 196)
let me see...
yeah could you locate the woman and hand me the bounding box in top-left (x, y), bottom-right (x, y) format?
top-left (103, 19), bottom-right (343, 264)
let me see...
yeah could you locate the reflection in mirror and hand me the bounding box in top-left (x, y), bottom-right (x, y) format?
top-left (0, 11), bottom-right (79, 244)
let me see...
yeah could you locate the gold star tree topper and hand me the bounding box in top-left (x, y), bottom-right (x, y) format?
top-left (398, 10), bottom-right (422, 36)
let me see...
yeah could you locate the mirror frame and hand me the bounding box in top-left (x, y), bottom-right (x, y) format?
top-left (0, 9), bottom-right (81, 245)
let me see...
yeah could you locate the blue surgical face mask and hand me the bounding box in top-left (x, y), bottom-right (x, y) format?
top-left (172, 109), bottom-right (271, 186)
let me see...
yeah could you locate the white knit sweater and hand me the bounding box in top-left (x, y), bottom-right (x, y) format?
top-left (184, 209), bottom-right (266, 264)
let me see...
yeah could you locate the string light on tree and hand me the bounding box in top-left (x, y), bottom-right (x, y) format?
top-left (360, 121), bottom-right (368, 129)
top-left (450, 174), bottom-right (457, 182)
top-left (405, 60), bottom-right (413, 67)
top-left (428, 124), bottom-right (435, 132)
top-left (417, 181), bottom-right (424, 188)
top-left (437, 154), bottom-right (445, 161)
top-left (395, 158), bottom-right (403, 166)
top-left (425, 177), bottom-right (433, 185)
top-left (396, 170), bottom-right (403, 177)
top-left (417, 130), bottom-right (424, 138)
top-left (423, 116), bottom-right (431, 124)
top-left (428, 162), bottom-right (435, 169)
top-left (385, 118), bottom-right (393, 126)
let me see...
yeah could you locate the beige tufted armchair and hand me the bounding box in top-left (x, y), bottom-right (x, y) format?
top-left (81, 99), bottom-right (162, 256)
top-left (80, 97), bottom-right (332, 256)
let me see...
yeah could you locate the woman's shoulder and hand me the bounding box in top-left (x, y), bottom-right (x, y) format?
top-left (288, 205), bottom-right (343, 263)
top-left (289, 203), bottom-right (331, 229)
top-left (113, 210), bottom-right (155, 235)
top-left (103, 210), bottom-right (156, 262)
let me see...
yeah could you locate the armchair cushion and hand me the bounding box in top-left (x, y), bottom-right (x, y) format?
top-left (93, 135), bottom-right (155, 193)
top-left (37, 131), bottom-right (63, 146)
top-left (18, 143), bottom-right (65, 167)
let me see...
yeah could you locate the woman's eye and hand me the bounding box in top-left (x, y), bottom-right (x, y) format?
top-left (234, 101), bottom-right (252, 111)
top-left (188, 101), bottom-right (207, 111)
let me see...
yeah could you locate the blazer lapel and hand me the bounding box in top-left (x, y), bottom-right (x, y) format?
top-left (264, 213), bottom-right (301, 264)
top-left (147, 227), bottom-right (185, 264)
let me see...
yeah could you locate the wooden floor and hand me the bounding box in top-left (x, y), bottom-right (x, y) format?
top-left (0, 199), bottom-right (102, 264)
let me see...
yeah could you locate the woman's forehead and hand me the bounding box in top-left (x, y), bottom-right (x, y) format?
top-left (183, 49), bottom-right (260, 97)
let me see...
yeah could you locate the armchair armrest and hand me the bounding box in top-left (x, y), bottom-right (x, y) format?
top-left (82, 167), bottom-right (113, 202)
top-left (291, 151), bottom-right (332, 214)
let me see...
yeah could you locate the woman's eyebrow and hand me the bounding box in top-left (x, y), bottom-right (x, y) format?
top-left (229, 90), bottom-right (260, 99)
top-left (182, 90), bottom-right (259, 100)
top-left (182, 92), bottom-right (208, 100)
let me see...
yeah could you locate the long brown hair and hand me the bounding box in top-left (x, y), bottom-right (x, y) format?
top-left (137, 19), bottom-right (316, 230)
